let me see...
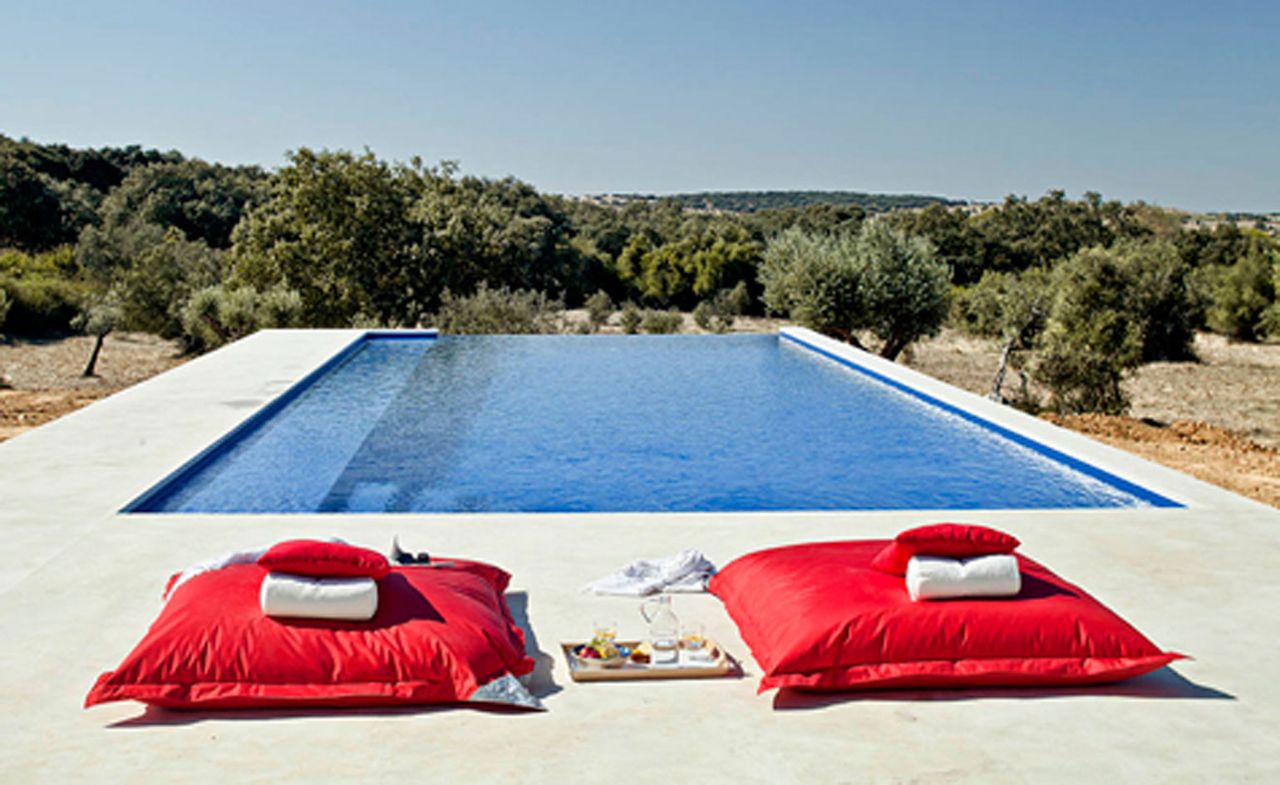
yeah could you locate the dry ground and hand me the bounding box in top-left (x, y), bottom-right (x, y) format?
top-left (0, 333), bottom-right (186, 441)
top-left (1, 325), bottom-right (1275, 508)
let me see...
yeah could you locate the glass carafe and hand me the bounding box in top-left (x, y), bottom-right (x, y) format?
top-left (640, 595), bottom-right (680, 666)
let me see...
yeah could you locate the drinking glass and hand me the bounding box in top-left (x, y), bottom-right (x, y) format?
top-left (592, 619), bottom-right (617, 642)
top-left (681, 622), bottom-right (706, 652)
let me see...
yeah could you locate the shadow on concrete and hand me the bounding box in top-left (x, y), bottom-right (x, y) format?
top-left (505, 590), bottom-right (562, 700)
top-left (105, 591), bottom-right (559, 727)
top-left (771, 667), bottom-right (1234, 711)
top-left (106, 696), bottom-right (550, 727)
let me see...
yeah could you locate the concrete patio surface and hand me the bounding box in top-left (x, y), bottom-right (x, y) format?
top-left (1, 328), bottom-right (1276, 784)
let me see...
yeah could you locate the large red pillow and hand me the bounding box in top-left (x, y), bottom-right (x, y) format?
top-left (710, 540), bottom-right (1184, 693)
top-left (258, 539), bottom-right (390, 580)
top-left (86, 559), bottom-right (536, 710)
top-left (871, 523), bottom-right (1020, 575)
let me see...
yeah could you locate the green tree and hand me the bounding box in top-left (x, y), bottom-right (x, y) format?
top-left (95, 160), bottom-right (267, 249)
top-left (230, 148), bottom-right (419, 327)
top-left (888, 204), bottom-right (983, 284)
top-left (759, 227), bottom-right (862, 341)
top-left (951, 268), bottom-right (1051, 402)
top-left (855, 221), bottom-right (950, 360)
top-left (72, 292), bottom-right (122, 377)
top-left (1198, 240), bottom-right (1277, 341)
top-left (0, 154), bottom-right (66, 251)
top-left (1113, 239), bottom-right (1198, 361)
top-left (1033, 247), bottom-right (1146, 414)
top-left (761, 222), bottom-right (948, 360)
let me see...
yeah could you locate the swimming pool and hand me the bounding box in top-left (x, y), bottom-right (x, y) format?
top-left (126, 332), bottom-right (1178, 513)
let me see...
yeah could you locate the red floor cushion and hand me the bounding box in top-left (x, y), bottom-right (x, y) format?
top-left (709, 539), bottom-right (1184, 693)
top-left (86, 558), bottom-right (537, 710)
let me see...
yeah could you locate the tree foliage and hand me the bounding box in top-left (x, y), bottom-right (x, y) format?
top-left (760, 222), bottom-right (948, 359)
top-left (1196, 240), bottom-right (1278, 341)
top-left (1033, 247), bottom-right (1147, 414)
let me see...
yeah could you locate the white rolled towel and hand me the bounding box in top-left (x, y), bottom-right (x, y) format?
top-left (260, 572), bottom-right (378, 620)
top-left (906, 554), bottom-right (1021, 601)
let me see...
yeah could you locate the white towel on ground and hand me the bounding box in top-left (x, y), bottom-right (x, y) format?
top-left (906, 554), bottom-right (1021, 601)
top-left (583, 549), bottom-right (717, 596)
top-left (260, 572), bottom-right (379, 621)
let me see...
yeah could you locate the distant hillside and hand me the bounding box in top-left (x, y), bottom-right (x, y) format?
top-left (600, 190), bottom-right (964, 213)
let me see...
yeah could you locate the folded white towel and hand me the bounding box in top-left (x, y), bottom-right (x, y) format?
top-left (583, 549), bottom-right (717, 596)
top-left (260, 572), bottom-right (378, 620)
top-left (906, 554), bottom-right (1021, 601)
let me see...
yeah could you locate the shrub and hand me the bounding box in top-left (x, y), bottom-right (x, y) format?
top-left (0, 288), bottom-right (9, 334)
top-left (619, 302), bottom-right (642, 334)
top-left (1198, 242), bottom-right (1278, 341)
top-left (180, 283), bottom-right (303, 352)
top-left (1032, 247), bottom-right (1145, 414)
top-left (640, 309), bottom-right (683, 334)
top-left (112, 228), bottom-right (223, 337)
top-left (585, 290), bottom-right (613, 329)
top-left (432, 283), bottom-right (563, 334)
top-left (0, 274), bottom-right (88, 336)
top-left (951, 269), bottom-right (1050, 340)
top-left (693, 282), bottom-right (749, 333)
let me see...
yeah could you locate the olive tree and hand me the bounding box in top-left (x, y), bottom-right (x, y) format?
top-left (1033, 247), bottom-right (1146, 414)
top-left (855, 220), bottom-right (950, 361)
top-left (760, 222), bottom-right (948, 360)
top-left (759, 228), bottom-right (861, 342)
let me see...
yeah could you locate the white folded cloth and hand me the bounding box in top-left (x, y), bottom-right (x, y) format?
top-left (583, 549), bottom-right (717, 596)
top-left (906, 554), bottom-right (1021, 601)
top-left (260, 572), bottom-right (379, 620)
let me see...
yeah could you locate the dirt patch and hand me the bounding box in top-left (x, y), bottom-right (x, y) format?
top-left (0, 332), bottom-right (186, 442)
top-left (1040, 414), bottom-right (1280, 509)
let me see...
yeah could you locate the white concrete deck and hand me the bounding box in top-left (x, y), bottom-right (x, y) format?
top-left (1, 328), bottom-right (1277, 784)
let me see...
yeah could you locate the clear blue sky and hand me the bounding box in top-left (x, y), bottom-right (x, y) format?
top-left (3, 1), bottom-right (1276, 212)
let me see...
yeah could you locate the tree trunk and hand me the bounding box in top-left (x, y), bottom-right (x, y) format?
top-left (82, 331), bottom-right (108, 378)
top-left (879, 332), bottom-right (909, 362)
top-left (988, 333), bottom-right (1018, 402)
top-left (201, 313), bottom-right (231, 343)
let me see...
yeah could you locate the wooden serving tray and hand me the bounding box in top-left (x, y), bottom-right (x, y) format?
top-left (562, 639), bottom-right (737, 682)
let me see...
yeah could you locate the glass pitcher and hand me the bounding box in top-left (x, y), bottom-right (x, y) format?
top-left (640, 595), bottom-right (680, 666)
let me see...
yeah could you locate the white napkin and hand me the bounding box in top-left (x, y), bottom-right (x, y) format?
top-left (583, 549), bottom-right (717, 596)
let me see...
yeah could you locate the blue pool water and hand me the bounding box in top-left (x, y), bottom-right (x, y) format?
top-left (129, 334), bottom-right (1177, 513)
